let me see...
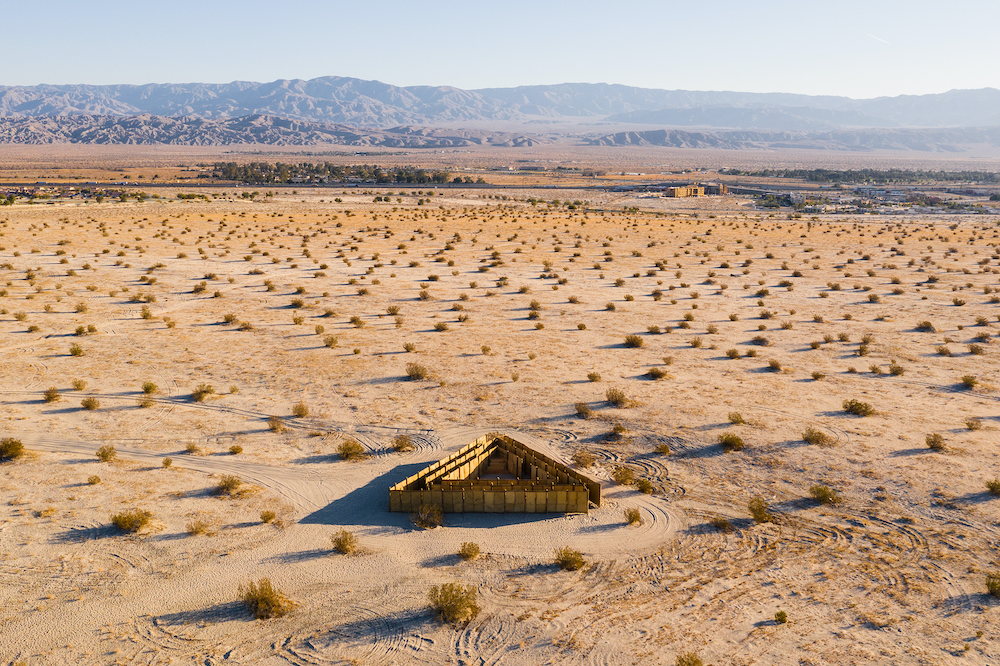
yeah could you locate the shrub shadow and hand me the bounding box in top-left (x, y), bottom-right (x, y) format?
top-left (52, 524), bottom-right (119, 543)
top-left (156, 601), bottom-right (252, 626)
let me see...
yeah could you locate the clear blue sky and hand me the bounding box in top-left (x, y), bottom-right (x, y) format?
top-left (3, 0), bottom-right (997, 98)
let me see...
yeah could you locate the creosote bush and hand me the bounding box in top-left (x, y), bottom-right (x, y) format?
top-left (802, 427), bottom-right (833, 446)
top-left (623, 334), bottom-right (643, 348)
top-left (843, 399), bottom-right (874, 416)
top-left (986, 478), bottom-right (1000, 497)
top-left (337, 439), bottom-right (366, 461)
top-left (587, 371), bottom-right (601, 382)
top-left (624, 507), bottom-right (643, 525)
top-left (925, 433), bottom-right (945, 451)
top-left (676, 653), bottom-right (704, 666)
top-left (710, 516), bottom-right (733, 533)
top-left (554, 546), bottom-right (585, 571)
top-left (392, 434), bottom-right (414, 452)
top-left (229, 445), bottom-right (243, 455)
top-left (110, 508), bottom-right (152, 533)
top-left (240, 578), bottom-right (295, 619)
top-left (412, 503), bottom-right (443, 529)
top-left (263, 414), bottom-right (284, 433)
top-left (260, 510), bottom-right (276, 523)
top-left (960, 375), bottom-right (978, 389)
top-left (96, 444), bottom-right (116, 462)
top-left (0, 437), bottom-right (25, 461)
top-left (572, 450), bottom-right (595, 468)
top-left (428, 582), bottom-right (480, 625)
top-left (809, 485), bottom-right (840, 505)
top-left (406, 362), bottom-right (429, 380)
top-left (43, 386), bottom-right (60, 403)
top-left (605, 387), bottom-right (630, 407)
top-left (775, 610), bottom-right (788, 624)
top-left (612, 466), bottom-right (635, 485)
top-left (719, 432), bottom-right (744, 452)
top-left (215, 475), bottom-right (243, 495)
top-left (332, 528), bottom-right (359, 554)
top-left (748, 496), bottom-right (775, 524)
top-left (191, 383), bottom-right (215, 402)
top-left (728, 412), bottom-right (745, 425)
top-left (87, 475), bottom-right (101, 485)
top-left (291, 400), bottom-right (309, 418)
top-left (458, 542), bottom-right (481, 560)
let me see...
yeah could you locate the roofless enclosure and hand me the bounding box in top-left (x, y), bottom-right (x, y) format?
top-left (389, 433), bottom-right (601, 514)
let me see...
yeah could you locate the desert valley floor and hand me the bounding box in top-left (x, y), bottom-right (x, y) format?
top-left (1, 186), bottom-right (999, 665)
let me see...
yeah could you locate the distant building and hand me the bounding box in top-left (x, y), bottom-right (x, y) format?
top-left (702, 183), bottom-right (728, 195)
top-left (664, 185), bottom-right (705, 198)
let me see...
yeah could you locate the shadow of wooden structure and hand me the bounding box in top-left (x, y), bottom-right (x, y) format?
top-left (389, 432), bottom-right (600, 514)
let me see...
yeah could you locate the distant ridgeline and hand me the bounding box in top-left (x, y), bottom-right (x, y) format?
top-left (212, 162), bottom-right (480, 185)
top-left (719, 168), bottom-right (1000, 184)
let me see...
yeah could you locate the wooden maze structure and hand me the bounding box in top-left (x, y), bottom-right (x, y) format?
top-left (389, 432), bottom-right (601, 514)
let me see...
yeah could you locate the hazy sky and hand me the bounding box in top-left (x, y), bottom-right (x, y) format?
top-left (3, 0), bottom-right (997, 98)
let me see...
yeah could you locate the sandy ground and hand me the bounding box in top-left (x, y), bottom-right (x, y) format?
top-left (1, 186), bottom-right (999, 665)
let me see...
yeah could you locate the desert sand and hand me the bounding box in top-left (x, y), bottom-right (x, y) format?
top-left (1, 182), bottom-right (999, 665)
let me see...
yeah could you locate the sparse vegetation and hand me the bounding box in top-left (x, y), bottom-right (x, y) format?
top-left (719, 432), bottom-right (744, 452)
top-left (240, 578), bottom-right (295, 619)
top-left (843, 399), bottom-right (874, 416)
top-left (458, 542), bottom-right (481, 560)
top-left (428, 582), bottom-right (480, 625)
top-left (624, 507), bottom-right (643, 525)
top-left (803, 427), bottom-right (833, 446)
top-left (554, 546), bottom-right (585, 571)
top-left (392, 434), bottom-right (414, 452)
top-left (96, 445), bottom-right (116, 462)
top-left (332, 528), bottom-right (359, 554)
top-left (406, 362), bottom-right (429, 380)
top-left (748, 496), bottom-right (774, 524)
top-left (110, 508), bottom-right (151, 533)
top-left (337, 439), bottom-right (366, 461)
top-left (0, 437), bottom-right (25, 461)
top-left (412, 503), bottom-right (443, 529)
top-left (925, 433), bottom-right (945, 451)
top-left (809, 485), bottom-right (840, 505)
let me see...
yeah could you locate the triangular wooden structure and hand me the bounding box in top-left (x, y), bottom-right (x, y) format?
top-left (389, 432), bottom-right (600, 514)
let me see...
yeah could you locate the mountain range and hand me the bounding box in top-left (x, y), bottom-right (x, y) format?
top-left (1, 77), bottom-right (999, 150)
top-left (3, 77), bottom-right (1000, 130)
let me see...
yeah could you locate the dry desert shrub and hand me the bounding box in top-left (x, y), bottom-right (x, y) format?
top-left (186, 519), bottom-right (214, 536)
top-left (392, 434), bottom-right (415, 452)
top-left (925, 433), bottom-right (946, 451)
top-left (728, 412), bottom-right (745, 425)
top-left (96, 445), bottom-right (116, 462)
top-left (43, 386), bottom-right (60, 403)
top-left (575, 402), bottom-right (594, 419)
top-left (605, 387), bottom-right (630, 407)
top-left (654, 442), bottom-right (671, 455)
top-left (240, 578), bottom-right (295, 619)
top-left (719, 432), bottom-right (744, 452)
top-left (429, 582), bottom-right (480, 625)
top-left (337, 439), bottom-right (366, 461)
top-left (260, 510), bottom-right (276, 523)
top-left (110, 508), bottom-right (152, 533)
top-left (572, 450), bottom-right (595, 468)
top-left (458, 542), bottom-right (481, 560)
top-left (987, 573), bottom-right (1000, 598)
top-left (960, 375), bottom-right (978, 389)
top-left (191, 383), bottom-right (215, 402)
top-left (87, 475), bottom-right (101, 485)
top-left (809, 485), bottom-right (841, 505)
top-left (72, 379), bottom-right (87, 390)
top-left (612, 466), bottom-right (635, 485)
top-left (802, 427), bottom-right (833, 446)
top-left (406, 362), bottom-right (429, 380)
top-left (0, 438), bottom-right (25, 461)
top-left (966, 418), bottom-right (983, 431)
top-left (268, 415), bottom-right (285, 433)
top-left (987, 479), bottom-right (1000, 497)
top-left (412, 503), bottom-right (443, 529)
top-left (711, 516), bottom-right (733, 533)
top-left (69, 343), bottom-right (84, 356)
top-left (587, 371), bottom-right (601, 382)
top-left (291, 400), bottom-right (309, 418)
top-left (623, 334), bottom-right (643, 348)
top-left (229, 445), bottom-right (243, 454)
top-left (843, 399), bottom-right (874, 416)
top-left (554, 546), bottom-right (585, 571)
top-left (748, 496), bottom-right (774, 524)
top-left (332, 528), bottom-right (359, 554)
top-left (675, 653), bottom-right (703, 666)
top-left (624, 507), bottom-right (643, 525)
top-left (215, 475), bottom-right (243, 495)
